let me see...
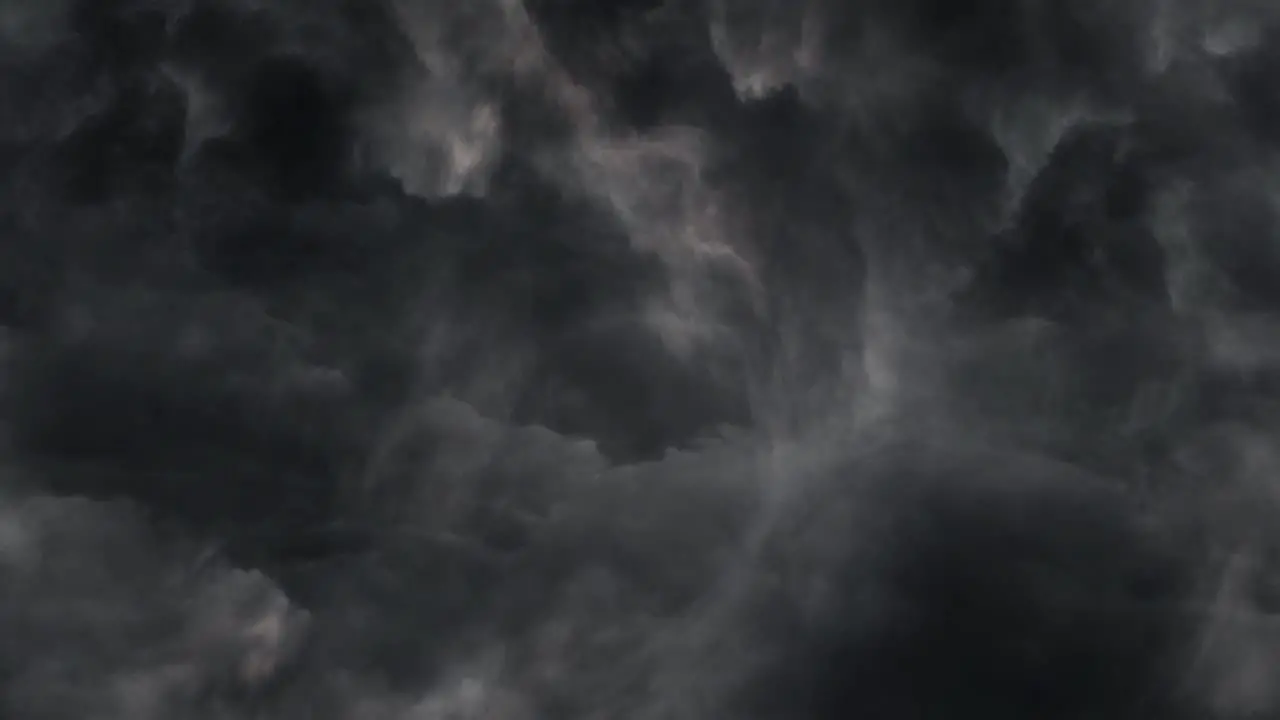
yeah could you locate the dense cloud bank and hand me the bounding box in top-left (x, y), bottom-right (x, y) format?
top-left (1, 0), bottom-right (1279, 717)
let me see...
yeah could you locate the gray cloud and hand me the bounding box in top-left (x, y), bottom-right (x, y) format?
top-left (1, 0), bottom-right (1279, 717)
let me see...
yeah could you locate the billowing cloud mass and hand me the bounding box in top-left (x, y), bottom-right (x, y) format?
top-left (1, 0), bottom-right (1279, 717)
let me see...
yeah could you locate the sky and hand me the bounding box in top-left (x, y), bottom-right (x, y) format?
top-left (1, 0), bottom-right (1279, 718)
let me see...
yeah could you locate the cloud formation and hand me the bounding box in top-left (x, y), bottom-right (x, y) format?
top-left (1, 0), bottom-right (1279, 717)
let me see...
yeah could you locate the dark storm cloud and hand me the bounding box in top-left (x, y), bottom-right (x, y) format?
top-left (1, 0), bottom-right (1279, 718)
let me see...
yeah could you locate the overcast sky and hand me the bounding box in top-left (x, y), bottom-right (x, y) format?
top-left (0, 1), bottom-right (1278, 718)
